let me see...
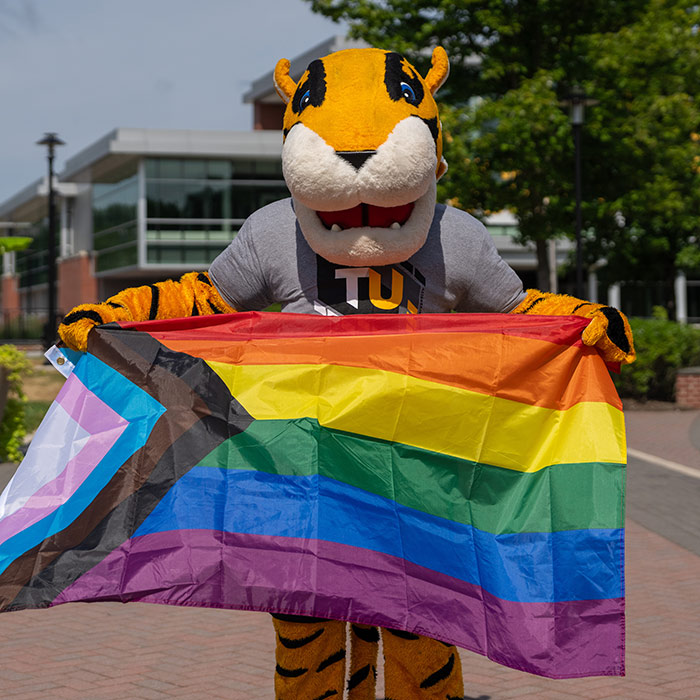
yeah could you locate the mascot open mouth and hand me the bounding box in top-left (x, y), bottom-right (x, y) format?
top-left (317, 202), bottom-right (415, 231)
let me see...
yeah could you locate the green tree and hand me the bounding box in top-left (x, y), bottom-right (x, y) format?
top-left (307, 0), bottom-right (698, 297)
top-left (581, 1), bottom-right (700, 306)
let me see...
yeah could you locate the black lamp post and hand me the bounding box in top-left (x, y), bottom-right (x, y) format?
top-left (36, 132), bottom-right (65, 350)
top-left (561, 87), bottom-right (597, 298)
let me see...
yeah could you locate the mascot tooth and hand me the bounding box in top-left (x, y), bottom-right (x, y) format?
top-left (60, 43), bottom-right (636, 700)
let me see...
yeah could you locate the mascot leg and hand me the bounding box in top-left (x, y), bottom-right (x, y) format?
top-left (347, 624), bottom-right (379, 699)
top-left (271, 614), bottom-right (346, 699)
top-left (382, 628), bottom-right (464, 700)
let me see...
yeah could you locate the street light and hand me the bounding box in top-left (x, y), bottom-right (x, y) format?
top-left (560, 87), bottom-right (597, 298)
top-left (36, 132), bottom-right (65, 350)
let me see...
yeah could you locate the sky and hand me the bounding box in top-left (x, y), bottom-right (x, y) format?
top-left (0, 0), bottom-right (348, 205)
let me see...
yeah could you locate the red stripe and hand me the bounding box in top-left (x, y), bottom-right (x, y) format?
top-left (119, 311), bottom-right (589, 345)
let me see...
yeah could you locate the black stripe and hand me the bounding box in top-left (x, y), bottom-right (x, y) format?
top-left (420, 116), bottom-right (439, 141)
top-left (572, 302), bottom-right (593, 313)
top-left (420, 653), bottom-right (455, 689)
top-left (148, 285), bottom-right (159, 320)
top-left (271, 613), bottom-right (330, 623)
top-left (197, 272), bottom-right (211, 285)
top-left (386, 628), bottom-right (420, 640)
top-left (316, 648), bottom-right (346, 673)
top-left (361, 203), bottom-right (369, 227)
top-left (601, 307), bottom-right (630, 353)
top-left (276, 664), bottom-right (308, 678)
top-left (191, 299), bottom-right (200, 317)
top-left (207, 300), bottom-right (224, 315)
top-left (312, 691), bottom-right (338, 700)
top-left (347, 663), bottom-right (375, 691)
top-left (351, 624), bottom-right (379, 643)
top-left (518, 295), bottom-right (546, 314)
top-left (278, 628), bottom-right (324, 649)
top-left (106, 302), bottom-right (124, 309)
top-left (62, 309), bottom-right (104, 326)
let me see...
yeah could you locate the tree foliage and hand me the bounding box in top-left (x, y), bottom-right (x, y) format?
top-left (308, 0), bottom-right (700, 297)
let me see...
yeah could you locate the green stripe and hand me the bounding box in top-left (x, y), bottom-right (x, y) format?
top-left (198, 418), bottom-right (624, 534)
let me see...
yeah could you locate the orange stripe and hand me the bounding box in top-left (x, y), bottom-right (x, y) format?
top-left (154, 332), bottom-right (621, 411)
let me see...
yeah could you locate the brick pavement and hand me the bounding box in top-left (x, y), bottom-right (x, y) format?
top-left (1, 408), bottom-right (699, 699)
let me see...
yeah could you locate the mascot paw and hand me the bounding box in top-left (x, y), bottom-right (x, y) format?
top-left (58, 303), bottom-right (132, 352)
top-left (580, 306), bottom-right (636, 365)
top-left (514, 289), bottom-right (635, 365)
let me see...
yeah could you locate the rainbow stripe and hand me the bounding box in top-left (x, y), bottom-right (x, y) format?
top-left (0, 312), bottom-right (625, 678)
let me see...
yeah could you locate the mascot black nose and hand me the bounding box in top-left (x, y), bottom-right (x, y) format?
top-left (336, 150), bottom-right (377, 170)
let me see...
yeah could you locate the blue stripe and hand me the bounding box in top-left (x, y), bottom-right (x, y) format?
top-left (135, 467), bottom-right (623, 603)
top-left (0, 353), bottom-right (164, 575)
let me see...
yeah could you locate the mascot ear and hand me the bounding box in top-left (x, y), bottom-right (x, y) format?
top-left (424, 46), bottom-right (450, 96)
top-left (274, 58), bottom-right (297, 104)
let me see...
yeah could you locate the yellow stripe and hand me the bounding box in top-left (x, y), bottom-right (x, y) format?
top-left (209, 362), bottom-right (626, 473)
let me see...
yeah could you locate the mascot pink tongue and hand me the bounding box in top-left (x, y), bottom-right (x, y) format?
top-left (59, 43), bottom-right (635, 700)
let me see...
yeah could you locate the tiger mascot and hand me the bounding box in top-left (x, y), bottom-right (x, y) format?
top-left (59, 46), bottom-right (635, 700)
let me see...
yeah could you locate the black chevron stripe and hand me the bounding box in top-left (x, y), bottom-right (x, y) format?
top-left (278, 628), bottom-right (324, 649)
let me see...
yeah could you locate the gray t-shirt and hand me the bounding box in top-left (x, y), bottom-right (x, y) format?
top-left (209, 198), bottom-right (525, 316)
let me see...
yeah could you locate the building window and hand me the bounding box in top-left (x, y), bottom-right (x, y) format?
top-left (92, 168), bottom-right (139, 274)
top-left (143, 157), bottom-right (289, 268)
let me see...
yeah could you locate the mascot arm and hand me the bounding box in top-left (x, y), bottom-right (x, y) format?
top-left (512, 289), bottom-right (635, 365)
top-left (58, 271), bottom-right (235, 352)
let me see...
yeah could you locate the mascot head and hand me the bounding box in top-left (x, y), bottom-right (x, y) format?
top-left (274, 47), bottom-right (449, 266)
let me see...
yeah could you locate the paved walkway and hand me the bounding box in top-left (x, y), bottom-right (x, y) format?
top-left (1, 408), bottom-right (699, 699)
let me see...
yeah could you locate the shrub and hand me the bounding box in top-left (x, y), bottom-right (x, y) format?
top-left (614, 307), bottom-right (700, 401)
top-left (0, 345), bottom-right (32, 462)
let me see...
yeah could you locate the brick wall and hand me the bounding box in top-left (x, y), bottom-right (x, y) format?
top-left (1, 275), bottom-right (19, 318)
top-left (58, 252), bottom-right (97, 316)
top-left (676, 367), bottom-right (700, 408)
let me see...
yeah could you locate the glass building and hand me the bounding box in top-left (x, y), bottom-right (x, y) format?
top-left (0, 128), bottom-right (288, 321)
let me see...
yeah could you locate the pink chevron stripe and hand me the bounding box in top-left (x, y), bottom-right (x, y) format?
top-left (0, 376), bottom-right (127, 547)
top-left (54, 529), bottom-right (624, 678)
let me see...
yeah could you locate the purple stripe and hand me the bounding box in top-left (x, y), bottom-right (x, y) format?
top-left (54, 529), bottom-right (624, 678)
top-left (0, 380), bottom-right (127, 546)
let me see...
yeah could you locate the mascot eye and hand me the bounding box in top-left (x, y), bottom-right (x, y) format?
top-left (299, 89), bottom-right (311, 111)
top-left (400, 81), bottom-right (417, 104)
